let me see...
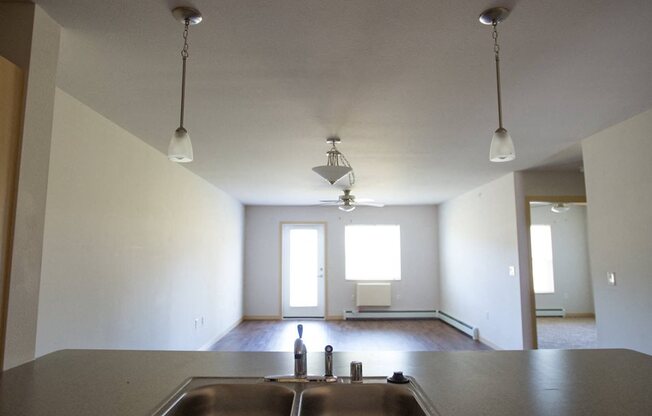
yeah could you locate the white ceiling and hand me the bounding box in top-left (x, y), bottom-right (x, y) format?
top-left (37, 0), bottom-right (652, 205)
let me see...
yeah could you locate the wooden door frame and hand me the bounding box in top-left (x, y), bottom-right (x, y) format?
top-left (0, 56), bottom-right (25, 370)
top-left (525, 195), bottom-right (587, 349)
top-left (279, 221), bottom-right (328, 319)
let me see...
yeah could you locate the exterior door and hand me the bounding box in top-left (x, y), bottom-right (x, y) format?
top-left (281, 224), bottom-right (325, 318)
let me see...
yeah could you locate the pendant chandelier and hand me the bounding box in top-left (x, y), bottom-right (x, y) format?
top-left (168, 7), bottom-right (202, 163)
top-left (480, 7), bottom-right (515, 162)
top-left (312, 136), bottom-right (355, 186)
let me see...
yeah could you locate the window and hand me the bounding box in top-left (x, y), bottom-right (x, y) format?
top-left (530, 225), bottom-right (555, 294)
top-left (345, 225), bottom-right (401, 280)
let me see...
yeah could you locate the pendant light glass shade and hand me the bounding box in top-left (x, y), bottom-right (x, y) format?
top-left (339, 203), bottom-right (356, 212)
top-left (489, 127), bottom-right (515, 162)
top-left (168, 127), bottom-right (194, 163)
top-left (312, 165), bottom-right (353, 185)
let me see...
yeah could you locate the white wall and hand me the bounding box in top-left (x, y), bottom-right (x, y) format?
top-left (34, 89), bottom-right (244, 356)
top-left (439, 174), bottom-right (523, 350)
top-left (582, 108), bottom-right (652, 355)
top-left (244, 205), bottom-right (438, 317)
top-left (1, 4), bottom-right (60, 370)
top-left (531, 205), bottom-right (594, 314)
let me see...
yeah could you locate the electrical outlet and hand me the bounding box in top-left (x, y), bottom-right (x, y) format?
top-left (194, 318), bottom-right (199, 330)
top-left (607, 272), bottom-right (616, 286)
top-left (508, 266), bottom-right (516, 276)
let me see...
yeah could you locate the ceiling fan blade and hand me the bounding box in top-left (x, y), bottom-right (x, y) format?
top-left (354, 198), bottom-right (375, 202)
top-left (355, 202), bottom-right (385, 207)
top-left (319, 199), bottom-right (341, 203)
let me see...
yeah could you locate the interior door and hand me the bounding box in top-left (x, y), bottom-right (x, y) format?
top-left (281, 224), bottom-right (325, 318)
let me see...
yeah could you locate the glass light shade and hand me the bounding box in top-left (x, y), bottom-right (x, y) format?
top-left (168, 127), bottom-right (194, 163)
top-left (489, 127), bottom-right (515, 162)
top-left (312, 165), bottom-right (352, 185)
top-left (339, 204), bottom-right (356, 212)
top-left (551, 203), bottom-right (570, 213)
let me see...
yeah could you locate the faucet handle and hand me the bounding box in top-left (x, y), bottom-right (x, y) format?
top-left (297, 324), bottom-right (303, 339)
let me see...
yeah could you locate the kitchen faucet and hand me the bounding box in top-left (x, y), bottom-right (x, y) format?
top-left (264, 324), bottom-right (338, 383)
top-left (294, 324), bottom-right (307, 377)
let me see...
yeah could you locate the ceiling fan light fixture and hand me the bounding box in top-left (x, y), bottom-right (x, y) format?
top-left (339, 204), bottom-right (356, 212)
top-left (489, 127), bottom-right (515, 162)
top-left (551, 203), bottom-right (571, 213)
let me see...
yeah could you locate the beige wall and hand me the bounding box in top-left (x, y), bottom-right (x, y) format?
top-left (244, 205), bottom-right (438, 318)
top-left (1, 4), bottom-right (60, 370)
top-left (582, 108), bottom-right (652, 355)
top-left (517, 171), bottom-right (586, 197)
top-left (34, 89), bottom-right (244, 356)
top-left (439, 174), bottom-right (523, 350)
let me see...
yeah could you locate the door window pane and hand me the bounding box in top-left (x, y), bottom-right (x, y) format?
top-left (289, 228), bottom-right (318, 307)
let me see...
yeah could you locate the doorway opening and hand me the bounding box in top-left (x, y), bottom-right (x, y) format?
top-left (528, 198), bottom-right (597, 349)
top-left (281, 223), bottom-right (326, 319)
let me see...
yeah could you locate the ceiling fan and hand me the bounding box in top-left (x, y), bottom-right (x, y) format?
top-left (319, 189), bottom-right (384, 212)
top-left (529, 201), bottom-right (586, 213)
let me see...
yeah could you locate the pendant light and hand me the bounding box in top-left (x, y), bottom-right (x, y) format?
top-left (312, 136), bottom-right (355, 185)
top-left (168, 7), bottom-right (202, 163)
top-left (480, 7), bottom-right (515, 162)
top-left (551, 203), bottom-right (570, 213)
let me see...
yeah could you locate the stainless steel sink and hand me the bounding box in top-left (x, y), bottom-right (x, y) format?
top-left (152, 377), bottom-right (438, 416)
top-left (152, 378), bottom-right (295, 416)
top-left (298, 383), bottom-right (428, 416)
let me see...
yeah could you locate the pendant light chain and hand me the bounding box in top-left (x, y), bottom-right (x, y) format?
top-left (179, 20), bottom-right (190, 128)
top-left (492, 21), bottom-right (503, 129)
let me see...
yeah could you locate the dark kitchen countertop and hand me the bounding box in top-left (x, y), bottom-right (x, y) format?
top-left (0, 349), bottom-right (651, 415)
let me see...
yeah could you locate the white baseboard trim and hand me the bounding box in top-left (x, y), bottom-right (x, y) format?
top-left (437, 310), bottom-right (479, 340)
top-left (198, 317), bottom-right (243, 351)
top-left (536, 308), bottom-right (566, 317)
top-left (343, 309), bottom-right (438, 320)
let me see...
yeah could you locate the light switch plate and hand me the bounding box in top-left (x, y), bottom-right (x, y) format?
top-left (607, 272), bottom-right (616, 286)
top-left (508, 266), bottom-right (516, 276)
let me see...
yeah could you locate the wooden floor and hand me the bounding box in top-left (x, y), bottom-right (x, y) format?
top-left (210, 319), bottom-right (490, 352)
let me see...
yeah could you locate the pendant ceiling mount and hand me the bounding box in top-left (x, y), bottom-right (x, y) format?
top-left (172, 7), bottom-right (203, 25)
top-left (478, 7), bottom-right (511, 25)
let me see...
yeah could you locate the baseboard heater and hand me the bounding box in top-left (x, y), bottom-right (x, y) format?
top-left (343, 310), bottom-right (438, 320)
top-left (438, 311), bottom-right (479, 341)
top-left (536, 308), bottom-right (566, 317)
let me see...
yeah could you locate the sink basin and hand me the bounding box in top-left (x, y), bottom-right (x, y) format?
top-left (154, 380), bottom-right (295, 416)
top-left (298, 383), bottom-right (428, 416)
top-left (152, 377), bottom-right (437, 416)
